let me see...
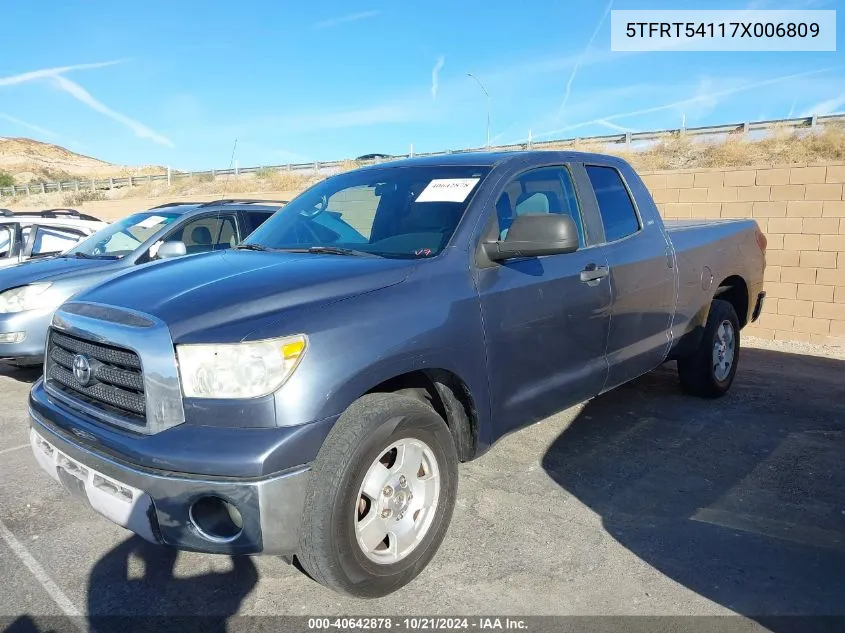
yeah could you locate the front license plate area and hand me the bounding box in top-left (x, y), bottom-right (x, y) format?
top-left (57, 465), bottom-right (90, 504)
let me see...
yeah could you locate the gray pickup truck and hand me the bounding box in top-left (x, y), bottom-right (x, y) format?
top-left (28, 151), bottom-right (765, 598)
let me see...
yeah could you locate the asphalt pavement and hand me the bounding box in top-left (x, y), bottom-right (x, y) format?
top-left (0, 340), bottom-right (843, 632)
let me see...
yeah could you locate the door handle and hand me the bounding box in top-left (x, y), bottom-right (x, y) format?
top-left (580, 263), bottom-right (609, 283)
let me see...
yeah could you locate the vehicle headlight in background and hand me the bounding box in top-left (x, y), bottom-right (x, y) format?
top-left (176, 335), bottom-right (307, 399)
top-left (0, 283), bottom-right (65, 314)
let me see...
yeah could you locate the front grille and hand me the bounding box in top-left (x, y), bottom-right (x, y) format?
top-left (45, 329), bottom-right (146, 427)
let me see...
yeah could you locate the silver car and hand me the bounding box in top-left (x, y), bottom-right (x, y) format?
top-left (0, 198), bottom-right (283, 366)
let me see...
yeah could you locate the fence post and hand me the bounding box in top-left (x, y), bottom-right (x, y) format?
top-left (148, 174), bottom-right (152, 183)
top-left (741, 122), bottom-right (750, 134)
top-left (314, 162), bottom-right (319, 174)
top-left (74, 180), bottom-right (79, 192)
top-left (625, 132), bottom-right (632, 148)
top-left (810, 115), bottom-right (818, 128)
top-left (26, 184), bottom-right (30, 196)
top-left (211, 169), bottom-right (216, 179)
top-left (41, 183), bottom-right (46, 194)
top-left (410, 144), bottom-right (414, 157)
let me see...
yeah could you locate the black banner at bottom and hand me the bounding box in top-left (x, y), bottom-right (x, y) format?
top-left (3, 615), bottom-right (845, 633)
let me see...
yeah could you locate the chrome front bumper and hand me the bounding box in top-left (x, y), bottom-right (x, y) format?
top-left (29, 410), bottom-right (311, 556)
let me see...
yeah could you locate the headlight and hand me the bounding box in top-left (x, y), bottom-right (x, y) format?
top-left (176, 334), bottom-right (307, 399)
top-left (0, 283), bottom-right (64, 314)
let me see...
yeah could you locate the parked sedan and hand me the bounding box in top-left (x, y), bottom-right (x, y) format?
top-left (0, 198), bottom-right (284, 366)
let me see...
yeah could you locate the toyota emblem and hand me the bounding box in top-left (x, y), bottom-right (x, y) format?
top-left (72, 354), bottom-right (92, 387)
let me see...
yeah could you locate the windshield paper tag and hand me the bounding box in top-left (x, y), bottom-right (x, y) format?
top-left (415, 178), bottom-right (480, 203)
top-left (137, 215), bottom-right (167, 228)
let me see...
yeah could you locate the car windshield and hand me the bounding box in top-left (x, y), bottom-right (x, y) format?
top-left (243, 165), bottom-right (490, 258)
top-left (64, 211), bottom-right (179, 259)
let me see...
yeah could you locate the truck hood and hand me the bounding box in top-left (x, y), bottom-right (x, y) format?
top-left (77, 250), bottom-right (416, 342)
top-left (0, 256), bottom-right (116, 291)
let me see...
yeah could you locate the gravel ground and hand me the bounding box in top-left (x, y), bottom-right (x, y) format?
top-left (745, 335), bottom-right (845, 360)
top-left (0, 339), bottom-right (843, 632)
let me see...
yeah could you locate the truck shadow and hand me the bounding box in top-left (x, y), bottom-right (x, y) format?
top-left (85, 537), bottom-right (258, 632)
top-left (0, 363), bottom-right (41, 384)
top-left (541, 347), bottom-right (845, 630)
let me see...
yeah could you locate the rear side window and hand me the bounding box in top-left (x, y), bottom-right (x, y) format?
top-left (585, 166), bottom-right (640, 242)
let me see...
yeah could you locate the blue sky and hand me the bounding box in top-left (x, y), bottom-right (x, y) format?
top-left (0, 0), bottom-right (842, 170)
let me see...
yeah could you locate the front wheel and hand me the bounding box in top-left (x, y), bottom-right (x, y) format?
top-left (678, 298), bottom-right (740, 398)
top-left (297, 393), bottom-right (458, 597)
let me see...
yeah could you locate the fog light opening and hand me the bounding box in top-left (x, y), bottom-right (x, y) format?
top-left (189, 496), bottom-right (244, 543)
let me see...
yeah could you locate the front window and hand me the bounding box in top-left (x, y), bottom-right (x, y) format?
top-left (244, 165), bottom-right (490, 258)
top-left (65, 212), bottom-right (179, 259)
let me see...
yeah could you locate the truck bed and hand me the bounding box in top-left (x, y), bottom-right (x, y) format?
top-left (664, 217), bottom-right (765, 344)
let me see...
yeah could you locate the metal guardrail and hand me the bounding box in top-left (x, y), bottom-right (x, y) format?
top-left (1, 112), bottom-right (842, 198)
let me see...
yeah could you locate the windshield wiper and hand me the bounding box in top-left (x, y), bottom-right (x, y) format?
top-left (305, 246), bottom-right (379, 257)
top-left (72, 251), bottom-right (97, 259)
top-left (233, 243), bottom-right (270, 252)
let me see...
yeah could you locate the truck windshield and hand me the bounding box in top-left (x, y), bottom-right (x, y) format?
top-left (243, 165), bottom-right (491, 258)
top-left (64, 211), bottom-right (179, 259)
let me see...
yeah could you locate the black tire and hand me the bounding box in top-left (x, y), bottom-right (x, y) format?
top-left (678, 299), bottom-right (740, 398)
top-left (297, 393), bottom-right (459, 598)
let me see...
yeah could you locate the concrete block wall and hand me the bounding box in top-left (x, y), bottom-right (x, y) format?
top-left (641, 163), bottom-right (845, 346)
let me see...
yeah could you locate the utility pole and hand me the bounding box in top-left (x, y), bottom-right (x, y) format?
top-left (466, 73), bottom-right (491, 148)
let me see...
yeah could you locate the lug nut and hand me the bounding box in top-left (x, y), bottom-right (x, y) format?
top-left (397, 512), bottom-right (404, 520)
top-left (399, 475), bottom-right (407, 487)
top-left (381, 509), bottom-right (392, 518)
top-left (383, 485), bottom-right (393, 497)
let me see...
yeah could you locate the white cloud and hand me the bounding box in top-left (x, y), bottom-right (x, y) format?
top-left (431, 55), bottom-right (445, 100)
top-left (0, 60), bottom-right (123, 88)
top-left (801, 94), bottom-right (845, 116)
top-left (51, 75), bottom-right (174, 148)
top-left (532, 67), bottom-right (836, 141)
top-left (312, 10), bottom-right (380, 29)
top-left (595, 119), bottom-right (637, 133)
top-left (557, 0), bottom-right (614, 121)
top-left (0, 112), bottom-right (59, 138)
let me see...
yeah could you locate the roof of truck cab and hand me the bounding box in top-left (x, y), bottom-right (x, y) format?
top-left (357, 150), bottom-right (631, 170)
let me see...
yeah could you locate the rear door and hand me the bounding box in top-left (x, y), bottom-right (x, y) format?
top-left (583, 164), bottom-right (675, 389)
top-left (476, 164), bottom-right (612, 434)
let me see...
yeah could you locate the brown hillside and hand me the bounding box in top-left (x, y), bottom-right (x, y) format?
top-left (0, 137), bottom-right (160, 183)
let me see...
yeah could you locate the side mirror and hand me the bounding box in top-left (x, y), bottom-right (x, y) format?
top-left (155, 240), bottom-right (187, 259)
top-left (484, 214), bottom-right (579, 261)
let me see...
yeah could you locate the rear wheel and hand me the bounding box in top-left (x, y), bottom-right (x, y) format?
top-left (297, 393), bottom-right (458, 597)
top-left (678, 299), bottom-right (740, 398)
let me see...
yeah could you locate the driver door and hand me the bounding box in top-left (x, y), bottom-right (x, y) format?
top-left (476, 165), bottom-right (612, 434)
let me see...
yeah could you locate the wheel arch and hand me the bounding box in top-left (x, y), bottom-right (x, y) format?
top-left (713, 275), bottom-right (750, 328)
top-left (364, 369), bottom-right (479, 462)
